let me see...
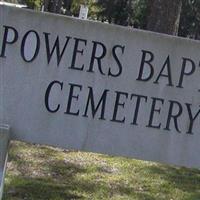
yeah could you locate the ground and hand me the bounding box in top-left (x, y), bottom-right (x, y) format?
top-left (2, 141), bottom-right (200, 200)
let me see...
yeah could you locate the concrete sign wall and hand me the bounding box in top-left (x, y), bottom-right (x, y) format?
top-left (1, 5), bottom-right (200, 168)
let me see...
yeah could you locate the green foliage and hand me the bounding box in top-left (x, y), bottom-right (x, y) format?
top-left (2, 0), bottom-right (41, 9)
top-left (21, 0), bottom-right (41, 9)
top-left (179, 0), bottom-right (200, 39)
top-left (91, 0), bottom-right (148, 27)
top-left (95, 0), bottom-right (133, 25)
top-left (2, 0), bottom-right (22, 3)
top-left (133, 0), bottom-right (148, 28)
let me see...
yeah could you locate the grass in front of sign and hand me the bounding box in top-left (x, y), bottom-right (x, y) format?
top-left (2, 141), bottom-right (200, 200)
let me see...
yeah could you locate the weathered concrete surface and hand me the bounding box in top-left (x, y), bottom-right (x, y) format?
top-left (1, 5), bottom-right (200, 168)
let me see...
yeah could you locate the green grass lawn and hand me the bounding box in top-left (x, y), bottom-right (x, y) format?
top-left (2, 141), bottom-right (200, 200)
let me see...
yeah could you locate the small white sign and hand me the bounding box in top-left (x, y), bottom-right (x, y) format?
top-left (79, 4), bottom-right (88, 20)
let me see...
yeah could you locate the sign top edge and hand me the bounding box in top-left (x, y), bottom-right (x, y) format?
top-left (0, 4), bottom-right (200, 46)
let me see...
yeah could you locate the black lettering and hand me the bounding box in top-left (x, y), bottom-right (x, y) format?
top-left (44, 32), bottom-right (71, 66)
top-left (130, 94), bottom-right (148, 125)
top-left (0, 25), bottom-right (18, 58)
top-left (136, 50), bottom-right (154, 81)
top-left (83, 87), bottom-right (109, 120)
top-left (177, 57), bottom-right (196, 88)
top-left (147, 97), bottom-right (164, 129)
top-left (108, 45), bottom-right (125, 77)
top-left (65, 83), bottom-right (82, 116)
top-left (69, 37), bottom-right (87, 70)
top-left (45, 80), bottom-right (63, 113)
top-left (154, 55), bottom-right (173, 86)
top-left (21, 30), bottom-right (40, 62)
top-left (164, 100), bottom-right (183, 133)
top-left (111, 91), bottom-right (128, 123)
top-left (87, 41), bottom-right (106, 75)
top-left (185, 103), bottom-right (200, 134)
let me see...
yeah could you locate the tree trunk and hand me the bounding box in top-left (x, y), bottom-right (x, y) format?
top-left (63, 0), bottom-right (73, 15)
top-left (53, 0), bottom-right (62, 13)
top-left (44, 0), bottom-right (50, 12)
top-left (146, 0), bottom-right (182, 35)
top-left (43, 0), bottom-right (62, 13)
top-left (127, 0), bottom-right (133, 26)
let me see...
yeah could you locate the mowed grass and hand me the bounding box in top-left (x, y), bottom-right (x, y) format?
top-left (2, 141), bottom-right (200, 200)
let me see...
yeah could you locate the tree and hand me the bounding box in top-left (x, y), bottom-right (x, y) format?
top-left (63, 0), bottom-right (73, 15)
top-left (146, 0), bottom-right (182, 35)
top-left (3, 0), bottom-right (41, 9)
top-left (43, 0), bottom-right (62, 13)
top-left (113, 0), bottom-right (134, 26)
top-left (22, 0), bottom-right (199, 40)
top-left (179, 0), bottom-right (200, 39)
top-left (95, 0), bottom-right (115, 23)
top-left (93, 0), bottom-right (150, 28)
top-left (42, 0), bottom-right (94, 17)
top-left (132, 0), bottom-right (148, 28)
top-left (95, 0), bottom-right (135, 26)
top-left (23, 0), bottom-right (41, 9)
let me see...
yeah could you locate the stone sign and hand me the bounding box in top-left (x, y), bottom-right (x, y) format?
top-left (1, 5), bottom-right (200, 168)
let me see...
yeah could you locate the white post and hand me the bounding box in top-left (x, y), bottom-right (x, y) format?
top-left (78, 4), bottom-right (88, 20)
top-left (0, 125), bottom-right (10, 200)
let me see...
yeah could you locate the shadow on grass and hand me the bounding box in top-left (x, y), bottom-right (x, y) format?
top-left (3, 159), bottom-right (86, 200)
top-left (3, 155), bottom-right (156, 200)
top-left (4, 177), bottom-right (156, 200)
top-left (3, 177), bottom-right (83, 200)
top-left (143, 164), bottom-right (200, 199)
